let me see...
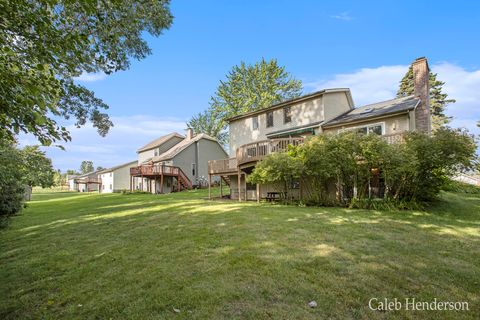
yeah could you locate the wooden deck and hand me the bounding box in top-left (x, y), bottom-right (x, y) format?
top-left (130, 164), bottom-right (192, 191)
top-left (236, 138), bottom-right (304, 166)
top-left (74, 177), bottom-right (101, 184)
top-left (208, 133), bottom-right (406, 176)
top-left (208, 158), bottom-right (238, 175)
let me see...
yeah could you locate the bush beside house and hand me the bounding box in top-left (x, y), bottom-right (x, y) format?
top-left (248, 128), bottom-right (477, 209)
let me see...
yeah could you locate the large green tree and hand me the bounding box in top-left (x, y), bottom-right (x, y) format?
top-left (0, 143), bottom-right (56, 216)
top-left (396, 65), bottom-right (456, 129)
top-left (188, 58), bottom-right (302, 143)
top-left (80, 161), bottom-right (94, 174)
top-left (0, 142), bottom-right (26, 217)
top-left (187, 109), bottom-right (228, 145)
top-left (0, 0), bottom-right (173, 145)
top-left (21, 146), bottom-right (55, 188)
top-left (21, 145), bottom-right (55, 200)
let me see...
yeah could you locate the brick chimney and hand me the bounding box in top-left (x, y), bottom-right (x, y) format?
top-left (412, 57), bottom-right (431, 133)
top-left (186, 128), bottom-right (194, 140)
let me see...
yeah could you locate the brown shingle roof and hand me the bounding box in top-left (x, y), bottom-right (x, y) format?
top-left (322, 95), bottom-right (420, 128)
top-left (98, 160), bottom-right (138, 173)
top-left (137, 132), bottom-right (184, 153)
top-left (149, 133), bottom-right (219, 163)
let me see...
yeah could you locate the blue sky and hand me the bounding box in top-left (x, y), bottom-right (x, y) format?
top-left (24, 0), bottom-right (480, 171)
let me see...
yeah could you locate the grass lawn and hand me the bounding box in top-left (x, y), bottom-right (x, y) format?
top-left (1, 188), bottom-right (479, 319)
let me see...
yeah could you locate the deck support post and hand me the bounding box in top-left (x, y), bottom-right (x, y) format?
top-left (208, 174), bottom-right (212, 199)
top-left (160, 174), bottom-right (164, 194)
top-left (256, 183), bottom-right (260, 203)
top-left (177, 176), bottom-right (180, 192)
top-left (219, 176), bottom-right (222, 199)
top-left (244, 174), bottom-right (248, 201)
top-left (237, 171), bottom-right (241, 202)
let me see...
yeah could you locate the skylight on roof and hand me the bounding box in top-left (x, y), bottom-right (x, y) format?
top-left (360, 108), bottom-right (373, 114)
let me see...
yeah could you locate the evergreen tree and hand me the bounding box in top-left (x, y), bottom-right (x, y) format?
top-left (397, 66), bottom-right (456, 130)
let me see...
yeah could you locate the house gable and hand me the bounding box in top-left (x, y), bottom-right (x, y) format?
top-left (138, 134), bottom-right (184, 164)
top-left (228, 89), bottom-right (353, 156)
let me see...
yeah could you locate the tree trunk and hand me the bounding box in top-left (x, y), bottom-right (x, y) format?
top-left (24, 185), bottom-right (32, 201)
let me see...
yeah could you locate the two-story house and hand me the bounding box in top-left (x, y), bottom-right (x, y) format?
top-left (99, 160), bottom-right (137, 193)
top-left (68, 170), bottom-right (102, 192)
top-left (131, 129), bottom-right (228, 193)
top-left (208, 57), bottom-right (431, 201)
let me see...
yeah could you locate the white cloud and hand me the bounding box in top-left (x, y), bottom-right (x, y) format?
top-left (19, 115), bottom-right (188, 171)
top-left (305, 62), bottom-right (480, 136)
top-left (305, 65), bottom-right (406, 106)
top-left (74, 72), bottom-right (107, 82)
top-left (330, 12), bottom-right (353, 21)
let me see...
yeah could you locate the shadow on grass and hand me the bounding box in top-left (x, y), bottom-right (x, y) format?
top-left (1, 190), bottom-right (479, 319)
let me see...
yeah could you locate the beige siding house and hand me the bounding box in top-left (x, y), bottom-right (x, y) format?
top-left (208, 57), bottom-right (432, 201)
top-left (131, 130), bottom-right (228, 194)
top-left (228, 89), bottom-right (354, 156)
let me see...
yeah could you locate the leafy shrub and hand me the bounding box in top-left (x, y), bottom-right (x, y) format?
top-left (442, 179), bottom-right (480, 194)
top-left (0, 143), bottom-right (26, 218)
top-left (249, 128), bottom-right (477, 209)
top-left (247, 152), bottom-right (302, 194)
top-left (0, 142), bottom-right (55, 220)
top-left (348, 197), bottom-right (424, 211)
top-left (120, 190), bottom-right (150, 195)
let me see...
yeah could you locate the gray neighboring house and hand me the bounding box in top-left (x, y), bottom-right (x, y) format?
top-left (131, 129), bottom-right (228, 193)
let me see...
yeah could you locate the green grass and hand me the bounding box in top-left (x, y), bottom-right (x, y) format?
top-left (1, 188), bottom-right (479, 319)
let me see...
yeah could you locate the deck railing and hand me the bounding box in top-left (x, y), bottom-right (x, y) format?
top-left (208, 133), bottom-right (406, 175)
top-left (208, 158), bottom-right (238, 174)
top-left (381, 132), bottom-right (406, 144)
top-left (130, 164), bottom-right (180, 176)
top-left (75, 177), bottom-right (101, 184)
top-left (236, 138), bottom-right (304, 165)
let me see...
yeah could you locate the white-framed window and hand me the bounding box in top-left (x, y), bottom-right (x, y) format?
top-left (110, 172), bottom-right (112, 177)
top-left (339, 122), bottom-right (385, 136)
top-left (252, 116), bottom-right (259, 130)
top-left (109, 184), bottom-right (112, 190)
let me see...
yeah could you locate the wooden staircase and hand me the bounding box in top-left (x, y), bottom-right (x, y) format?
top-left (221, 176), bottom-right (231, 186)
top-left (177, 167), bottom-right (192, 190)
top-left (130, 164), bottom-right (192, 192)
